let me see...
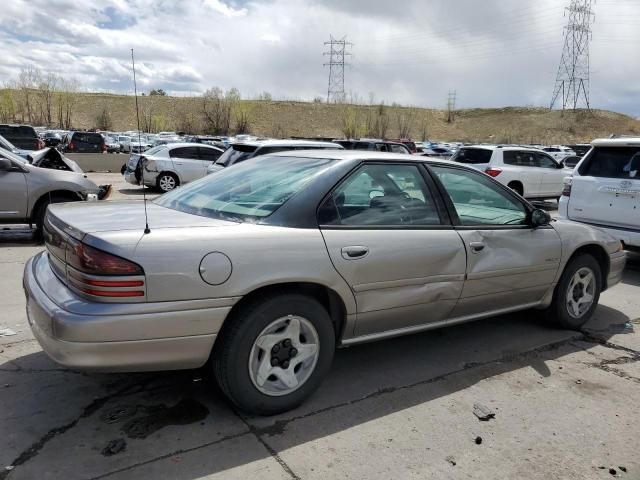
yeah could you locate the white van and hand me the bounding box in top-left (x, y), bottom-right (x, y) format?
top-left (558, 137), bottom-right (640, 250)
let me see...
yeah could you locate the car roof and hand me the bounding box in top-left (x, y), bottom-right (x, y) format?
top-left (233, 139), bottom-right (342, 148)
top-left (164, 142), bottom-right (223, 149)
top-left (461, 145), bottom-right (545, 152)
top-left (269, 149), bottom-right (456, 165)
top-left (591, 137), bottom-right (640, 147)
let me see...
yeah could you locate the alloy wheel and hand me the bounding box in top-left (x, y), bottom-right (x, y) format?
top-left (566, 267), bottom-right (596, 319)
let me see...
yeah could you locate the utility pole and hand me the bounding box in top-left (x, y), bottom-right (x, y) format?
top-left (447, 90), bottom-right (457, 123)
top-left (323, 35), bottom-right (352, 103)
top-left (550, 0), bottom-right (595, 111)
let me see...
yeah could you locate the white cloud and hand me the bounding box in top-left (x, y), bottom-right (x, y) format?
top-left (0, 0), bottom-right (637, 115)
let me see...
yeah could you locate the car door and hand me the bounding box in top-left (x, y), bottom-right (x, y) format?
top-left (535, 152), bottom-right (567, 197)
top-left (197, 146), bottom-right (222, 173)
top-left (504, 150), bottom-right (543, 197)
top-left (429, 164), bottom-right (561, 318)
top-left (318, 162), bottom-right (467, 338)
top-left (169, 146), bottom-right (203, 183)
top-left (0, 156), bottom-right (28, 221)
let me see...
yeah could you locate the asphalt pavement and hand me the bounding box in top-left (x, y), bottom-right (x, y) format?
top-left (1, 173), bottom-right (639, 480)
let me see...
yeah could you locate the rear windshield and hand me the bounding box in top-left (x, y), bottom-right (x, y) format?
top-left (0, 125), bottom-right (37, 137)
top-left (451, 148), bottom-right (493, 164)
top-left (216, 144), bottom-right (258, 167)
top-left (579, 147), bottom-right (640, 179)
top-left (155, 156), bottom-right (333, 221)
top-left (73, 133), bottom-right (103, 144)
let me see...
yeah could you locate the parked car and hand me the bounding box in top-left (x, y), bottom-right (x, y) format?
top-left (123, 143), bottom-right (224, 192)
top-left (24, 150), bottom-right (625, 414)
top-left (117, 135), bottom-right (132, 153)
top-left (60, 131), bottom-right (107, 153)
top-left (334, 139), bottom-right (411, 154)
top-left (558, 137), bottom-right (640, 250)
top-left (0, 146), bottom-right (106, 236)
top-left (103, 135), bottom-right (120, 153)
top-left (387, 138), bottom-right (417, 153)
top-left (0, 124), bottom-right (44, 150)
top-left (207, 139), bottom-right (343, 174)
top-left (541, 145), bottom-right (576, 161)
top-left (421, 147), bottom-right (453, 158)
top-left (450, 145), bottom-right (570, 200)
top-left (43, 131), bottom-right (63, 147)
top-left (565, 144), bottom-right (592, 157)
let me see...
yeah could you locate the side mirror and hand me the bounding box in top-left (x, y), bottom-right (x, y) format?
top-left (531, 208), bottom-right (551, 227)
top-left (0, 158), bottom-right (12, 171)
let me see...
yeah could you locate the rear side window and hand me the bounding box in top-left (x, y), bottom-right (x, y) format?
top-left (170, 146), bottom-right (200, 159)
top-left (452, 148), bottom-right (493, 164)
top-left (198, 147), bottom-right (222, 161)
top-left (579, 147), bottom-right (640, 179)
top-left (216, 144), bottom-right (258, 167)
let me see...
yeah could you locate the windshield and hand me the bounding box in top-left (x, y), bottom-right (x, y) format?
top-left (0, 146), bottom-right (28, 163)
top-left (216, 144), bottom-right (258, 167)
top-left (155, 156), bottom-right (333, 221)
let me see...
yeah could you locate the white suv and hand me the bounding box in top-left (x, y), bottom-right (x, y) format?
top-left (450, 146), bottom-right (570, 200)
top-left (541, 145), bottom-right (576, 161)
top-left (558, 137), bottom-right (640, 250)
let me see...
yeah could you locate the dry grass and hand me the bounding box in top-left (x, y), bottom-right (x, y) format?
top-left (6, 91), bottom-right (640, 143)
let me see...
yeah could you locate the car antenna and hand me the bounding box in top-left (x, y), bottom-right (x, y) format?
top-left (131, 48), bottom-right (150, 234)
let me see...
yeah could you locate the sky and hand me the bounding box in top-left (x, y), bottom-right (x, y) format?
top-left (0, 0), bottom-right (638, 116)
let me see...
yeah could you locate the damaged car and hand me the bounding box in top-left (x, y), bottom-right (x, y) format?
top-left (0, 146), bottom-right (111, 237)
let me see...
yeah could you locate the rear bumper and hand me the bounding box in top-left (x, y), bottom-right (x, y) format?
top-left (23, 252), bottom-right (232, 372)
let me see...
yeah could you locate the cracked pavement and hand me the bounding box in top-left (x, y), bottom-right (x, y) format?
top-left (1, 175), bottom-right (640, 479)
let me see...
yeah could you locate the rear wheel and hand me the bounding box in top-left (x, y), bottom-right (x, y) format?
top-left (213, 294), bottom-right (335, 415)
top-left (156, 172), bottom-right (179, 192)
top-left (508, 181), bottom-right (524, 196)
top-left (545, 254), bottom-right (601, 330)
top-left (33, 194), bottom-right (73, 240)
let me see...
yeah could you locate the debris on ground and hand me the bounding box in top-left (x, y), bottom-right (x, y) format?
top-left (101, 438), bottom-right (127, 457)
top-left (0, 328), bottom-right (17, 337)
top-left (475, 436), bottom-right (483, 445)
top-left (445, 456), bottom-right (456, 466)
top-left (609, 468), bottom-right (617, 475)
top-left (619, 466), bottom-right (627, 473)
top-left (575, 379), bottom-right (583, 385)
top-left (473, 403), bottom-right (495, 421)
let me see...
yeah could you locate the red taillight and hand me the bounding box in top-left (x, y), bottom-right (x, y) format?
top-left (485, 167), bottom-right (502, 177)
top-left (66, 238), bottom-right (143, 276)
top-left (101, 143), bottom-right (107, 153)
top-left (68, 141), bottom-right (76, 151)
top-left (37, 139), bottom-right (45, 149)
top-left (77, 288), bottom-right (144, 297)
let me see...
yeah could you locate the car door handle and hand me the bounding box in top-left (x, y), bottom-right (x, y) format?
top-left (341, 246), bottom-right (369, 260)
top-left (469, 242), bottom-right (485, 253)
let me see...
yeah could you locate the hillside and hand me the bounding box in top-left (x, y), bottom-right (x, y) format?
top-left (3, 90), bottom-right (639, 144)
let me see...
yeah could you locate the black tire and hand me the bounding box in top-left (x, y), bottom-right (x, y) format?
top-left (545, 254), bottom-right (602, 330)
top-left (33, 195), bottom-right (72, 240)
top-left (156, 172), bottom-right (179, 192)
top-left (508, 182), bottom-right (524, 196)
top-left (213, 294), bottom-right (335, 415)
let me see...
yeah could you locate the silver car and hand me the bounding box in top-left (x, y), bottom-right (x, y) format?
top-left (124, 143), bottom-right (224, 192)
top-left (24, 151), bottom-right (626, 414)
top-left (0, 146), bottom-right (102, 236)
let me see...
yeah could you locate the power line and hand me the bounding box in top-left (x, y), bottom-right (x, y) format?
top-left (323, 35), bottom-right (352, 103)
top-left (550, 0), bottom-right (596, 111)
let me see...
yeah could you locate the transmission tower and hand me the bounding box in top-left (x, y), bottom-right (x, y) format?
top-left (323, 35), bottom-right (352, 103)
top-left (550, 0), bottom-right (595, 111)
top-left (447, 90), bottom-right (457, 123)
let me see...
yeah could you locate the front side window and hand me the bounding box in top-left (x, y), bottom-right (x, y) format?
top-left (155, 156), bottom-right (333, 221)
top-left (318, 163), bottom-right (441, 226)
top-left (535, 153), bottom-right (560, 169)
top-left (389, 144), bottom-right (408, 154)
top-left (431, 166), bottom-right (527, 226)
top-left (579, 147), bottom-right (640, 179)
top-left (216, 144), bottom-right (258, 167)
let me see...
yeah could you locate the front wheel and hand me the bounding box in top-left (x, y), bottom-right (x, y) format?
top-left (213, 294), bottom-right (335, 415)
top-left (545, 254), bottom-right (601, 330)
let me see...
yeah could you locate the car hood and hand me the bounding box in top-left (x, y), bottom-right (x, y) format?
top-left (47, 200), bottom-right (237, 236)
top-left (29, 147), bottom-right (83, 173)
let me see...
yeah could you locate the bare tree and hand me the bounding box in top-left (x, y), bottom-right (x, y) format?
top-left (55, 78), bottom-right (79, 129)
top-left (202, 87), bottom-right (239, 135)
top-left (36, 72), bottom-right (59, 126)
top-left (16, 68), bottom-right (41, 124)
top-left (397, 108), bottom-right (415, 138)
top-left (0, 89), bottom-right (17, 122)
